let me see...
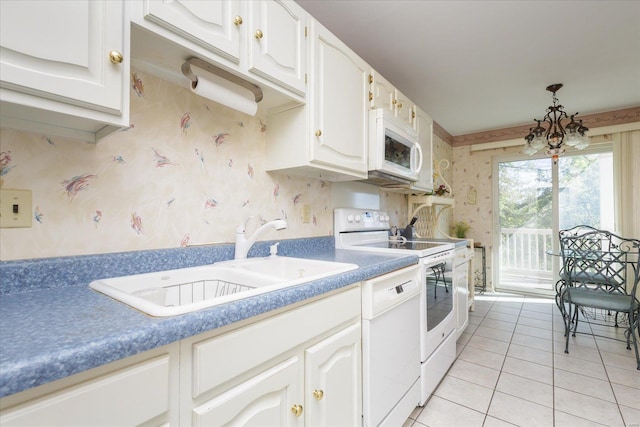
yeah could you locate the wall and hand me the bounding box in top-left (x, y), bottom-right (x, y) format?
top-left (0, 69), bottom-right (408, 261)
top-left (451, 144), bottom-right (520, 289)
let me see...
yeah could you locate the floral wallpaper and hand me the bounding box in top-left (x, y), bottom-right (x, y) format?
top-left (0, 69), bottom-right (409, 261)
top-left (451, 143), bottom-right (543, 291)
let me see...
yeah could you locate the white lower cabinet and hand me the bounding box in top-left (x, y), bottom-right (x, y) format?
top-left (193, 356), bottom-right (303, 426)
top-left (304, 322), bottom-right (361, 426)
top-left (181, 285), bottom-right (362, 426)
top-left (0, 344), bottom-right (179, 426)
top-left (454, 249), bottom-right (472, 338)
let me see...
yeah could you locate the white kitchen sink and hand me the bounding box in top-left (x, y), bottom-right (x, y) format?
top-left (90, 256), bottom-right (358, 317)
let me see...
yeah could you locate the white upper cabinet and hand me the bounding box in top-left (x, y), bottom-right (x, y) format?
top-left (135, 0), bottom-right (307, 101)
top-left (0, 0), bottom-right (129, 142)
top-left (394, 89), bottom-right (416, 128)
top-left (369, 70), bottom-right (416, 129)
top-left (309, 20), bottom-right (369, 177)
top-left (265, 19), bottom-right (369, 181)
top-left (412, 107), bottom-right (434, 192)
top-left (248, 1), bottom-right (307, 95)
top-left (369, 71), bottom-right (395, 114)
top-left (143, 0), bottom-right (242, 63)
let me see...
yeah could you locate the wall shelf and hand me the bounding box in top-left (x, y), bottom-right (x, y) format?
top-left (408, 195), bottom-right (455, 207)
top-left (408, 195), bottom-right (455, 238)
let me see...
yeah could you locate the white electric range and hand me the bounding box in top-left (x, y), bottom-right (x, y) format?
top-left (334, 208), bottom-right (458, 413)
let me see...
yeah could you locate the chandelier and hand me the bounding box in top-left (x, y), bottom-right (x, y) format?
top-left (523, 84), bottom-right (589, 162)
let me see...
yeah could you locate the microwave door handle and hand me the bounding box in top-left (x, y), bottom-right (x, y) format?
top-left (414, 142), bottom-right (423, 173)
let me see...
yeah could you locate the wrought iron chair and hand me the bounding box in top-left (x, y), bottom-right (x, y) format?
top-left (556, 225), bottom-right (640, 370)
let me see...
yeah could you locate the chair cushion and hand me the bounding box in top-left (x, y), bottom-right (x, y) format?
top-left (566, 288), bottom-right (637, 312)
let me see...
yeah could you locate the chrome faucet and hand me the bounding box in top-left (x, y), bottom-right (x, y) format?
top-left (234, 217), bottom-right (287, 259)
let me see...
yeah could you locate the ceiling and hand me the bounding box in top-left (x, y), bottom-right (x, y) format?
top-left (295, 0), bottom-right (640, 137)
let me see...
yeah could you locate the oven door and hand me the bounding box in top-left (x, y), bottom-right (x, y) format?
top-left (420, 254), bottom-right (456, 362)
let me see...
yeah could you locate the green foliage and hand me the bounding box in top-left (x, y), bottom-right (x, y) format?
top-left (498, 154), bottom-right (604, 230)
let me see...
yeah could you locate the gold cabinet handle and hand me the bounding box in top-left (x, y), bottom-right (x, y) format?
top-left (233, 15), bottom-right (243, 26)
top-left (315, 130), bottom-right (322, 137)
top-left (291, 404), bottom-right (303, 417)
top-left (392, 99), bottom-right (397, 105)
top-left (397, 102), bottom-right (403, 109)
top-left (108, 50), bottom-right (123, 64)
top-left (411, 110), bottom-right (416, 119)
top-left (368, 91), bottom-right (373, 101)
top-left (313, 389), bottom-right (324, 400)
top-left (255, 29), bottom-right (264, 39)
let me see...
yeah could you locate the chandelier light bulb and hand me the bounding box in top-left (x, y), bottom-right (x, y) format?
top-left (565, 132), bottom-right (580, 146)
top-left (531, 136), bottom-right (546, 150)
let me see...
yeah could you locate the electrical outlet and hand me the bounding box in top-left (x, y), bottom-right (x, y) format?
top-left (302, 204), bottom-right (311, 223)
top-left (0, 189), bottom-right (33, 228)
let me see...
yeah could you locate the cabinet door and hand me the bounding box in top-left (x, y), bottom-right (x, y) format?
top-left (370, 71), bottom-right (394, 113)
top-left (305, 322), bottom-right (362, 427)
top-left (455, 261), bottom-right (470, 336)
top-left (394, 89), bottom-right (415, 128)
top-left (0, 0), bottom-right (125, 114)
top-left (143, 0), bottom-right (241, 63)
top-left (310, 22), bottom-right (368, 178)
top-left (248, 0), bottom-right (307, 95)
top-left (193, 356), bottom-right (303, 427)
top-left (412, 107), bottom-right (434, 192)
top-left (0, 355), bottom-right (172, 427)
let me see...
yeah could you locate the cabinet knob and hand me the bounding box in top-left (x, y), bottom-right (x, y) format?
top-left (233, 16), bottom-right (243, 26)
top-left (392, 99), bottom-right (397, 105)
top-left (397, 102), bottom-right (403, 109)
top-left (368, 91), bottom-right (373, 101)
top-left (108, 50), bottom-right (123, 64)
top-left (291, 404), bottom-right (303, 417)
top-left (255, 29), bottom-right (264, 39)
top-left (313, 389), bottom-right (324, 400)
top-left (315, 130), bottom-right (322, 137)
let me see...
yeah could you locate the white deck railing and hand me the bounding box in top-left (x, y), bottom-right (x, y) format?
top-left (500, 228), bottom-right (554, 280)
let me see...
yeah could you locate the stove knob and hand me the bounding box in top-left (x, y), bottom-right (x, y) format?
top-left (347, 215), bottom-right (354, 223)
top-left (382, 215), bottom-right (389, 222)
top-left (354, 215), bottom-right (362, 223)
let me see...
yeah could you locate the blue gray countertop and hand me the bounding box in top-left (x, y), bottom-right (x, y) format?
top-left (0, 237), bottom-right (416, 398)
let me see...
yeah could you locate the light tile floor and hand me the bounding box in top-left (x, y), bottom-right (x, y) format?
top-left (405, 293), bottom-right (640, 427)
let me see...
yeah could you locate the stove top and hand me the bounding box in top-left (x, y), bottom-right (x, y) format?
top-left (334, 208), bottom-right (455, 258)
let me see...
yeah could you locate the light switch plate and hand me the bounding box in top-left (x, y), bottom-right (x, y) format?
top-left (0, 189), bottom-right (33, 228)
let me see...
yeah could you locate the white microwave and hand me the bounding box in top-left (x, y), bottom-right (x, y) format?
top-left (368, 108), bottom-right (422, 184)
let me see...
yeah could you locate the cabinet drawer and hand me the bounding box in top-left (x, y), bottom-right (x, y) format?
top-left (0, 355), bottom-right (171, 426)
top-left (191, 286), bottom-right (360, 398)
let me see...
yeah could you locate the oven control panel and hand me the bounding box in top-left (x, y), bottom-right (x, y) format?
top-left (334, 208), bottom-right (390, 233)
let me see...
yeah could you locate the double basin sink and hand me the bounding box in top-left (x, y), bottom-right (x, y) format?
top-left (89, 256), bottom-right (358, 316)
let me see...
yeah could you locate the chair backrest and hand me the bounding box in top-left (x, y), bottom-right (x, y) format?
top-left (559, 226), bottom-right (640, 298)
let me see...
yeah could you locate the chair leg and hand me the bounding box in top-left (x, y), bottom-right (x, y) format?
top-left (565, 303), bottom-right (572, 354)
top-left (571, 307), bottom-right (580, 337)
top-left (627, 309), bottom-right (640, 370)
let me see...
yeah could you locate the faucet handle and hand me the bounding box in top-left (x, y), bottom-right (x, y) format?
top-left (270, 242), bottom-right (280, 256)
top-left (236, 216), bottom-right (254, 234)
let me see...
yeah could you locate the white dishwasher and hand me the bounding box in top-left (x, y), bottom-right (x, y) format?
top-left (362, 265), bottom-right (421, 426)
